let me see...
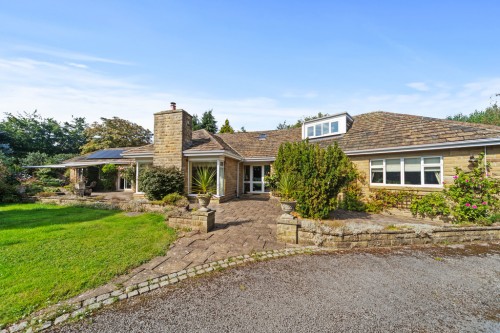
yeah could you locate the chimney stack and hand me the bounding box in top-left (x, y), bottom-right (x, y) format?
top-left (170, 102), bottom-right (176, 110)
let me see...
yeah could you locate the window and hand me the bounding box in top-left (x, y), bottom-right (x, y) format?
top-left (305, 120), bottom-right (340, 138)
top-left (404, 158), bottom-right (421, 185)
top-left (315, 124), bottom-right (322, 136)
top-left (189, 160), bottom-right (225, 196)
top-left (369, 157), bottom-right (442, 187)
top-left (331, 121), bottom-right (339, 133)
top-left (244, 164), bottom-right (272, 193)
top-left (370, 160), bottom-right (383, 184)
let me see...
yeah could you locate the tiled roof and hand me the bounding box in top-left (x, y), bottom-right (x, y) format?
top-left (84, 112), bottom-right (500, 161)
top-left (216, 128), bottom-right (302, 158)
top-left (121, 144), bottom-right (154, 156)
top-left (312, 111), bottom-right (500, 152)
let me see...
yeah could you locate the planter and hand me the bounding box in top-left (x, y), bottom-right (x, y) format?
top-left (197, 194), bottom-right (212, 212)
top-left (280, 200), bottom-right (296, 215)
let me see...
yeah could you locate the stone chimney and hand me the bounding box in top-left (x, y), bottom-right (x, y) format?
top-left (153, 103), bottom-right (192, 173)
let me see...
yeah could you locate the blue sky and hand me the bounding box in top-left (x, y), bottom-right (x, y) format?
top-left (0, 0), bottom-right (499, 131)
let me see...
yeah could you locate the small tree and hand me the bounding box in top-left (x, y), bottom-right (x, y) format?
top-left (139, 166), bottom-right (184, 200)
top-left (219, 119), bottom-right (235, 133)
top-left (273, 141), bottom-right (357, 219)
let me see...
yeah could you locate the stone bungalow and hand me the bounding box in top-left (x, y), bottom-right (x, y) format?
top-left (66, 102), bottom-right (500, 201)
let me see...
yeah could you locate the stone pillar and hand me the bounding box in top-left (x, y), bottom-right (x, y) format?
top-left (191, 210), bottom-right (215, 233)
top-left (276, 215), bottom-right (300, 244)
top-left (153, 107), bottom-right (192, 193)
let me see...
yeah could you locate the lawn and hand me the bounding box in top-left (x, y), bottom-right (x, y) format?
top-left (0, 203), bottom-right (176, 326)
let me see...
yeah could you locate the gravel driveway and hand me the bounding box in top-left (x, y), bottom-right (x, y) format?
top-left (49, 244), bottom-right (500, 333)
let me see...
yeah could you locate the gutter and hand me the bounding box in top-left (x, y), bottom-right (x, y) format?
top-left (344, 137), bottom-right (500, 156)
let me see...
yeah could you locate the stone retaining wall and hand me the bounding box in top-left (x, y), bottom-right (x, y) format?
top-left (277, 217), bottom-right (500, 248)
top-left (168, 210), bottom-right (215, 233)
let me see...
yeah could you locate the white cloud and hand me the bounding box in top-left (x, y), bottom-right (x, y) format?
top-left (67, 62), bottom-right (88, 69)
top-left (0, 55), bottom-right (499, 133)
top-left (406, 82), bottom-right (430, 92)
top-left (13, 45), bottom-right (132, 65)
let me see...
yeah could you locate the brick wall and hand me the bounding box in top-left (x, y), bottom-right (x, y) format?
top-left (224, 157), bottom-right (240, 200)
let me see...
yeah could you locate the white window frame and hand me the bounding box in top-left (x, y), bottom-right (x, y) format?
top-left (306, 120), bottom-right (340, 139)
top-left (188, 158), bottom-right (225, 197)
top-left (243, 164), bottom-right (271, 193)
top-left (369, 156), bottom-right (443, 187)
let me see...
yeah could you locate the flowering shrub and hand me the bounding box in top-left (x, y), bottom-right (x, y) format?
top-left (445, 153), bottom-right (499, 223)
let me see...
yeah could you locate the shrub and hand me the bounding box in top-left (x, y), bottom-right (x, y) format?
top-left (339, 174), bottom-right (367, 212)
top-left (445, 153), bottom-right (499, 223)
top-left (162, 192), bottom-right (189, 207)
top-left (0, 160), bottom-right (20, 203)
top-left (277, 172), bottom-right (299, 201)
top-left (273, 141), bottom-right (357, 219)
top-left (99, 164), bottom-right (118, 191)
top-left (139, 166), bottom-right (184, 200)
top-left (410, 192), bottom-right (450, 219)
top-left (365, 190), bottom-right (418, 213)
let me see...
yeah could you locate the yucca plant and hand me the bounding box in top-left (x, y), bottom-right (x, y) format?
top-left (277, 172), bottom-right (298, 201)
top-left (193, 167), bottom-right (216, 196)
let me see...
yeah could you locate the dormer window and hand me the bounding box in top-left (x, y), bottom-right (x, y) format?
top-left (303, 112), bottom-right (352, 139)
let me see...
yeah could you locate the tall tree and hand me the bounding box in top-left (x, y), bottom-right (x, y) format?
top-left (0, 111), bottom-right (87, 158)
top-left (199, 109), bottom-right (218, 133)
top-left (447, 103), bottom-right (500, 126)
top-left (192, 114), bottom-right (202, 130)
top-left (219, 119), bottom-right (235, 133)
top-left (80, 117), bottom-right (152, 153)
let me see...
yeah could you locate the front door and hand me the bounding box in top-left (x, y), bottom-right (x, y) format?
top-left (244, 165), bottom-right (271, 193)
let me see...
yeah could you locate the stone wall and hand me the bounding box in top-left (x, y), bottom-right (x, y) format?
top-left (349, 146), bottom-right (500, 197)
top-left (153, 109), bottom-right (192, 193)
top-left (168, 210), bottom-right (215, 233)
top-left (279, 218), bottom-right (500, 248)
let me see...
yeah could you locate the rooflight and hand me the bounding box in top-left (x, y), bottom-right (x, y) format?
top-left (258, 133), bottom-right (267, 140)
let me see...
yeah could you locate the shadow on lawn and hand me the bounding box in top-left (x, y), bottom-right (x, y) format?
top-left (0, 205), bottom-right (120, 230)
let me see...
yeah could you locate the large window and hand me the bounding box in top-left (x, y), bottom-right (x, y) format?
top-left (189, 160), bottom-right (225, 196)
top-left (370, 157), bottom-right (442, 186)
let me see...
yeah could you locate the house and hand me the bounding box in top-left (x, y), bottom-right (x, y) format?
top-left (64, 102), bottom-right (500, 200)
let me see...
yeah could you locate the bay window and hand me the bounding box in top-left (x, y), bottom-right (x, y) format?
top-left (370, 157), bottom-right (443, 187)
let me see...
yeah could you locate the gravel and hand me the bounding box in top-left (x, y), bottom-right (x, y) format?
top-left (49, 243), bottom-right (500, 333)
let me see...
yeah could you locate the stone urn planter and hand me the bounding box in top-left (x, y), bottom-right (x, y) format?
top-left (197, 194), bottom-right (211, 212)
top-left (280, 200), bottom-right (297, 215)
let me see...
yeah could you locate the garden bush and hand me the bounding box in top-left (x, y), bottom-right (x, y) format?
top-left (139, 166), bottom-right (184, 200)
top-left (365, 189), bottom-right (418, 213)
top-left (445, 153), bottom-right (499, 223)
top-left (273, 141), bottom-right (357, 219)
top-left (162, 192), bottom-right (189, 207)
top-left (410, 192), bottom-right (450, 219)
top-left (99, 164), bottom-right (118, 190)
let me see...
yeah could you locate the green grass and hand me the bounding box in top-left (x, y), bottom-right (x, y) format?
top-left (0, 203), bottom-right (176, 326)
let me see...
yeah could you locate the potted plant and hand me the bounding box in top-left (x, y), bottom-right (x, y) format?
top-left (193, 167), bottom-right (216, 211)
top-left (277, 172), bottom-right (298, 215)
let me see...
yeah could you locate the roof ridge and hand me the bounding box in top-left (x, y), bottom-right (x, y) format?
top-left (200, 129), bottom-right (225, 150)
top-left (356, 111), bottom-right (500, 131)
